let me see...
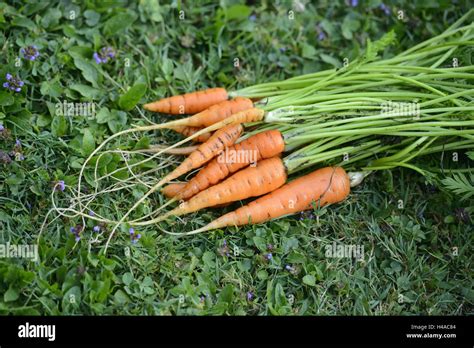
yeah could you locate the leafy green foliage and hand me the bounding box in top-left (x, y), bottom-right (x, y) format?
top-left (365, 30), bottom-right (397, 62)
top-left (118, 83), bottom-right (147, 111)
top-left (103, 12), bottom-right (137, 36)
top-left (442, 173), bottom-right (474, 201)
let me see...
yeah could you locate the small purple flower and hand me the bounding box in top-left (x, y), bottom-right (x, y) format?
top-left (380, 3), bottom-right (390, 15)
top-left (21, 46), bottom-right (40, 61)
top-left (223, 239), bottom-right (227, 247)
top-left (15, 139), bottom-right (21, 147)
top-left (350, 0), bottom-right (358, 7)
top-left (93, 225), bottom-right (100, 232)
top-left (247, 292), bottom-right (253, 301)
top-left (88, 210), bottom-right (95, 216)
top-left (130, 229), bottom-right (141, 244)
top-left (265, 253), bottom-right (273, 260)
top-left (105, 48), bottom-right (115, 58)
top-left (3, 74), bottom-right (24, 93)
top-left (318, 31), bottom-right (326, 41)
top-left (279, 47), bottom-right (287, 53)
top-left (249, 14), bottom-right (257, 21)
top-left (70, 224), bottom-right (83, 241)
top-left (0, 124), bottom-right (4, 131)
top-left (93, 47), bottom-right (116, 64)
top-left (93, 52), bottom-right (102, 64)
top-left (285, 264), bottom-right (294, 271)
top-left (56, 180), bottom-right (65, 192)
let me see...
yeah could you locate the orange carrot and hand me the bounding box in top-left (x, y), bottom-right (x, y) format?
top-left (179, 97), bottom-right (253, 127)
top-left (161, 183), bottom-right (231, 208)
top-left (175, 130), bottom-right (285, 200)
top-left (143, 88), bottom-right (228, 114)
top-left (136, 157), bottom-right (287, 225)
top-left (172, 125), bottom-right (212, 143)
top-left (190, 167), bottom-right (350, 233)
top-left (162, 183), bottom-right (186, 198)
top-left (215, 107), bottom-right (265, 127)
top-left (142, 98), bottom-right (253, 132)
top-left (162, 124), bottom-right (243, 183)
top-left (158, 107), bottom-right (264, 161)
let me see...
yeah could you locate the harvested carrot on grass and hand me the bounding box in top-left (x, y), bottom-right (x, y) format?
top-left (143, 87), bottom-right (228, 114)
top-left (175, 97), bottom-right (253, 128)
top-left (133, 157), bottom-right (287, 225)
top-left (143, 97), bottom-right (253, 131)
top-left (187, 166), bottom-right (350, 234)
top-left (170, 130), bottom-right (285, 200)
top-left (163, 107), bottom-right (264, 147)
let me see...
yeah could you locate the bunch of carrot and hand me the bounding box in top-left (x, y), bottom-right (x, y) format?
top-left (52, 10), bottom-right (472, 247)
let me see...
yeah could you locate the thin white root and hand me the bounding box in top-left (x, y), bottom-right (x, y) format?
top-left (140, 145), bottom-right (198, 155)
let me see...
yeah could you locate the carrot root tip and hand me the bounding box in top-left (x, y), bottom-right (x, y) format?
top-left (348, 171), bottom-right (371, 187)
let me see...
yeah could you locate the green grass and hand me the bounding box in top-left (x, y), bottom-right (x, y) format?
top-left (0, 0), bottom-right (472, 315)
